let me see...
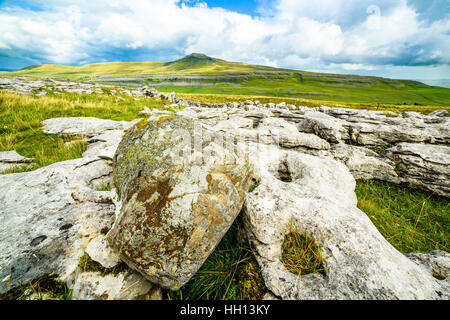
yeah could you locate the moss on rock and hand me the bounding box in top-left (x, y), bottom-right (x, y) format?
top-left (78, 253), bottom-right (128, 277)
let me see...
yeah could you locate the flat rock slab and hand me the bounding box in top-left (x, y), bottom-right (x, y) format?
top-left (107, 113), bottom-right (253, 290)
top-left (0, 157), bottom-right (115, 294)
top-left (42, 117), bottom-right (140, 137)
top-left (0, 150), bottom-right (34, 173)
top-left (0, 118), bottom-right (158, 299)
top-left (0, 150), bottom-right (34, 163)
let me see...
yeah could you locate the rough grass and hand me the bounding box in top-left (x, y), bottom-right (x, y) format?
top-left (281, 224), bottom-right (327, 276)
top-left (0, 90), bottom-right (169, 172)
top-left (356, 180), bottom-right (449, 253)
top-left (1, 276), bottom-right (72, 300)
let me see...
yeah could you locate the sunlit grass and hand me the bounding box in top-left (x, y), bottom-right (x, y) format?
top-left (356, 180), bottom-right (449, 253)
top-left (0, 90), bottom-right (169, 171)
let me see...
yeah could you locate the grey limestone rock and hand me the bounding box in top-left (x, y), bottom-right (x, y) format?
top-left (385, 143), bottom-right (450, 197)
top-left (241, 143), bottom-right (448, 299)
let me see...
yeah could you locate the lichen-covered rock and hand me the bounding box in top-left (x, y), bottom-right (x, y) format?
top-left (107, 114), bottom-right (253, 290)
top-left (69, 270), bottom-right (159, 300)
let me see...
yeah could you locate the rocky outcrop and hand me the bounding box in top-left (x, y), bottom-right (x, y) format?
top-left (176, 104), bottom-right (449, 197)
top-left (107, 113), bottom-right (253, 290)
top-left (0, 117), bottom-right (159, 300)
top-left (240, 143), bottom-right (448, 299)
top-left (1, 78), bottom-right (449, 300)
top-left (174, 104), bottom-right (450, 299)
top-left (329, 143), bottom-right (398, 182)
top-left (385, 143), bottom-right (450, 197)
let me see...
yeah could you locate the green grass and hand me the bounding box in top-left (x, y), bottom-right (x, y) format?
top-left (0, 90), bottom-right (171, 172)
top-left (281, 224), bottom-right (327, 276)
top-left (356, 180), bottom-right (449, 253)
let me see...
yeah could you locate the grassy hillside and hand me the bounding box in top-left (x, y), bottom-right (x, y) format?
top-left (4, 53), bottom-right (450, 106)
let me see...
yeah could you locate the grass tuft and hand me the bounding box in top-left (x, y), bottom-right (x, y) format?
top-left (1, 276), bottom-right (72, 300)
top-left (281, 223), bottom-right (327, 276)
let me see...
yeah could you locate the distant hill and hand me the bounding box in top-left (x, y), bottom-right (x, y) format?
top-left (5, 53), bottom-right (450, 106)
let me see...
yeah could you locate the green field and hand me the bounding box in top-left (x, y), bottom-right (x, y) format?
top-left (3, 53), bottom-right (450, 107)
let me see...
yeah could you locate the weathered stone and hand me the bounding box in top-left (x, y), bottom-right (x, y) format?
top-left (0, 150), bottom-right (34, 173)
top-left (428, 110), bottom-right (449, 117)
top-left (69, 269), bottom-right (158, 300)
top-left (406, 251), bottom-right (450, 281)
top-left (85, 235), bottom-right (121, 268)
top-left (385, 143), bottom-right (450, 197)
top-left (241, 143), bottom-right (448, 299)
top-left (295, 111), bottom-right (350, 143)
top-left (0, 157), bottom-right (116, 294)
top-left (330, 143), bottom-right (398, 182)
top-left (42, 117), bottom-right (140, 137)
top-left (258, 117), bottom-right (330, 151)
top-left (0, 117), bottom-right (156, 298)
top-left (107, 114), bottom-right (253, 290)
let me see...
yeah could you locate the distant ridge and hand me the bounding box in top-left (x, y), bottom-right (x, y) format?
top-left (4, 53), bottom-right (450, 106)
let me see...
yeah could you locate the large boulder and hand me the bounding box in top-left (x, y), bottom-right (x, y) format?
top-left (107, 113), bottom-right (253, 290)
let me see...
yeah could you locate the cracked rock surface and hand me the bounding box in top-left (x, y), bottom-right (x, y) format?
top-left (177, 102), bottom-right (450, 299)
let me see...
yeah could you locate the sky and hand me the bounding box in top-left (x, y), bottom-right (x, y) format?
top-left (0, 0), bottom-right (449, 85)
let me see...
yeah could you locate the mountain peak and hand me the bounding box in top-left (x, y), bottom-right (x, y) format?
top-left (184, 53), bottom-right (214, 60)
top-left (165, 53), bottom-right (219, 70)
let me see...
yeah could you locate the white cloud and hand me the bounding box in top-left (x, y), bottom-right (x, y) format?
top-left (0, 0), bottom-right (448, 80)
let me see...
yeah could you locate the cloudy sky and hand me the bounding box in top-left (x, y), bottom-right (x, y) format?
top-left (0, 0), bottom-right (449, 85)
